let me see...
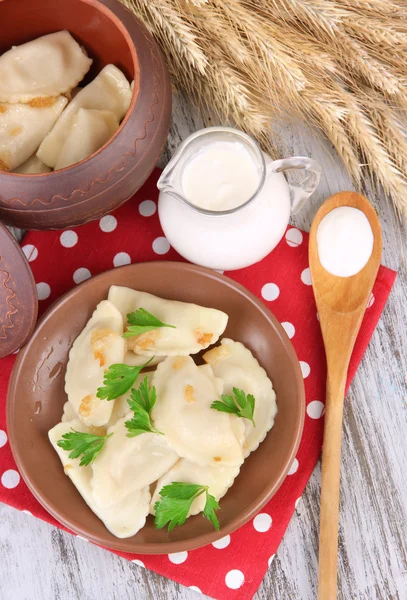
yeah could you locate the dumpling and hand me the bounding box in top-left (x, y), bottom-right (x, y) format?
top-left (108, 286), bottom-right (229, 357)
top-left (37, 65), bottom-right (132, 168)
top-left (0, 31), bottom-right (92, 103)
top-left (61, 400), bottom-right (78, 423)
top-left (203, 339), bottom-right (277, 457)
top-left (123, 351), bottom-right (165, 368)
top-left (13, 154), bottom-right (51, 174)
top-left (91, 415), bottom-right (179, 508)
top-left (65, 300), bottom-right (125, 427)
top-left (55, 108), bottom-right (119, 170)
top-left (150, 458), bottom-right (240, 517)
top-left (0, 97), bottom-right (67, 171)
top-left (49, 419), bottom-right (150, 538)
top-left (152, 356), bottom-right (244, 467)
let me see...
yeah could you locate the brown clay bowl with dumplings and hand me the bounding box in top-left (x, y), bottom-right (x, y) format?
top-left (7, 262), bottom-right (305, 553)
top-left (0, 0), bottom-right (171, 230)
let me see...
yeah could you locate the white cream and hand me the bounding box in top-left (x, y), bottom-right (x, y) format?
top-left (316, 206), bottom-right (374, 277)
top-left (181, 140), bottom-right (260, 211)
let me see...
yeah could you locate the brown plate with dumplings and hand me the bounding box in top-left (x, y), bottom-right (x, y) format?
top-left (7, 262), bottom-right (305, 553)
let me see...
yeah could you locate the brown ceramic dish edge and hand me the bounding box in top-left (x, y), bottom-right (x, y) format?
top-left (7, 262), bottom-right (305, 553)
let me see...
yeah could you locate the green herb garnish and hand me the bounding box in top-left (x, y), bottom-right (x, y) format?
top-left (57, 429), bottom-right (113, 466)
top-left (125, 376), bottom-right (163, 437)
top-left (211, 387), bottom-right (256, 426)
top-left (96, 357), bottom-right (153, 401)
top-left (154, 482), bottom-right (220, 532)
top-left (124, 308), bottom-right (176, 337)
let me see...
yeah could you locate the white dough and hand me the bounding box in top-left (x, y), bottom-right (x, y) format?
top-left (203, 339), bottom-right (277, 457)
top-left (65, 300), bottom-right (125, 427)
top-left (108, 285), bottom-right (228, 357)
top-left (0, 97), bottom-right (67, 170)
top-left (152, 356), bottom-right (244, 467)
top-left (150, 458), bottom-right (240, 517)
top-left (91, 416), bottom-right (179, 508)
top-left (0, 31), bottom-right (92, 104)
top-left (37, 65), bottom-right (132, 168)
top-left (48, 419), bottom-right (150, 538)
top-left (123, 351), bottom-right (165, 368)
top-left (55, 108), bottom-right (119, 170)
top-left (13, 154), bottom-right (51, 174)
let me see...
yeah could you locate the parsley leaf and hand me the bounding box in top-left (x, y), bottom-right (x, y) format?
top-left (124, 308), bottom-right (176, 337)
top-left (96, 358), bottom-right (153, 401)
top-left (57, 429), bottom-right (113, 467)
top-left (211, 387), bottom-right (256, 426)
top-left (154, 482), bottom-right (220, 532)
top-left (125, 376), bottom-right (163, 437)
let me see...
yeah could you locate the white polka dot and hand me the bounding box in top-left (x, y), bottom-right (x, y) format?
top-left (225, 569), bottom-right (245, 590)
top-left (367, 292), bottom-right (375, 308)
top-left (253, 513), bottom-right (272, 532)
top-left (0, 430), bottom-right (7, 448)
top-left (268, 554), bottom-right (275, 567)
top-left (285, 228), bottom-right (303, 247)
top-left (99, 215), bottom-right (117, 232)
top-left (152, 236), bottom-right (170, 255)
top-left (22, 244), bottom-right (38, 262)
top-left (281, 322), bottom-right (295, 339)
top-left (139, 200), bottom-right (157, 217)
top-left (22, 510), bottom-right (32, 516)
top-left (1, 469), bottom-right (20, 489)
top-left (36, 282), bottom-right (51, 300)
top-left (261, 282), bottom-right (280, 301)
top-left (300, 361), bottom-right (310, 378)
top-left (307, 400), bottom-right (325, 419)
top-left (76, 535), bottom-right (88, 542)
top-left (288, 458), bottom-right (299, 475)
top-left (301, 267), bottom-right (312, 285)
top-left (295, 497), bottom-right (301, 509)
top-left (60, 230), bottom-right (78, 248)
top-left (189, 586), bottom-right (202, 594)
top-left (113, 252), bottom-right (131, 267)
top-left (131, 559), bottom-right (145, 567)
top-left (73, 268), bottom-right (91, 284)
top-left (212, 535), bottom-right (230, 549)
top-left (168, 551), bottom-right (188, 564)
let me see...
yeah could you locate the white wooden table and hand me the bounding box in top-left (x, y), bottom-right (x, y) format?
top-left (1, 94), bottom-right (407, 600)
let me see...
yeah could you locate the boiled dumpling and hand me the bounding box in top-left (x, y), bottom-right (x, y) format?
top-left (0, 97), bottom-right (67, 171)
top-left (108, 285), bottom-right (228, 357)
top-left (37, 65), bottom-right (132, 168)
top-left (150, 458), bottom-right (240, 517)
top-left (152, 356), bottom-right (244, 467)
top-left (123, 351), bottom-right (165, 368)
top-left (13, 154), bottom-right (51, 174)
top-left (91, 415), bottom-right (179, 508)
top-left (0, 31), bottom-right (92, 104)
top-left (203, 339), bottom-right (277, 457)
top-left (61, 400), bottom-right (78, 423)
top-left (49, 419), bottom-right (150, 538)
top-left (55, 108), bottom-right (119, 170)
top-left (65, 300), bottom-right (125, 427)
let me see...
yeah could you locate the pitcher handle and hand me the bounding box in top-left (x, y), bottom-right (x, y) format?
top-left (267, 156), bottom-right (321, 215)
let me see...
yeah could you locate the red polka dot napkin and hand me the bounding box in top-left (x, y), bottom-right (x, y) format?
top-left (0, 168), bottom-right (396, 599)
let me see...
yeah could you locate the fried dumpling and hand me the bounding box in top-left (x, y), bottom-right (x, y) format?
top-left (37, 65), bottom-right (132, 168)
top-left (0, 31), bottom-right (92, 103)
top-left (55, 108), bottom-right (119, 170)
top-left (49, 419), bottom-right (150, 538)
top-left (13, 153), bottom-right (51, 174)
top-left (0, 97), bottom-right (67, 171)
top-left (203, 339), bottom-right (277, 457)
top-left (150, 458), bottom-right (240, 517)
top-left (108, 285), bottom-right (228, 357)
top-left (65, 300), bottom-right (125, 427)
top-left (91, 416), bottom-right (179, 508)
top-left (152, 356), bottom-right (244, 467)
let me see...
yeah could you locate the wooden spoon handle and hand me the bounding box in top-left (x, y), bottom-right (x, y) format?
top-left (318, 382), bottom-right (345, 600)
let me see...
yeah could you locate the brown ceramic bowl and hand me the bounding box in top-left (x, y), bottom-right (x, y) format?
top-left (0, 0), bottom-right (171, 230)
top-left (7, 262), bottom-right (305, 553)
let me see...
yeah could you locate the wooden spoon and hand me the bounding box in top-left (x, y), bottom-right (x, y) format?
top-left (308, 192), bottom-right (382, 600)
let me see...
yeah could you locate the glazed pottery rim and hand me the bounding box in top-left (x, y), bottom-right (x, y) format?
top-left (7, 261), bottom-right (305, 553)
top-left (2, 0), bottom-right (139, 179)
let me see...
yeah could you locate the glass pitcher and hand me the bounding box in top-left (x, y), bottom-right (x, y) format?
top-left (157, 127), bottom-right (321, 271)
